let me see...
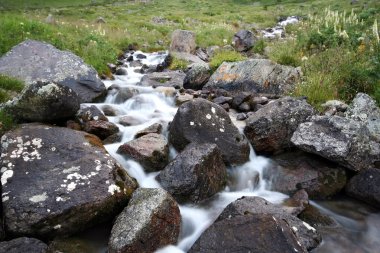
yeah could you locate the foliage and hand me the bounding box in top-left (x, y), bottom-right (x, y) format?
top-left (0, 74), bottom-right (24, 103)
top-left (0, 110), bottom-right (15, 136)
top-left (168, 57), bottom-right (189, 71)
top-left (209, 50), bottom-right (246, 71)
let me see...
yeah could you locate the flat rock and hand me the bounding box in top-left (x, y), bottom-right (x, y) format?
top-left (108, 188), bottom-right (181, 253)
top-left (0, 237), bottom-right (48, 253)
top-left (0, 124), bottom-right (138, 238)
top-left (0, 40), bottom-right (106, 103)
top-left (138, 71), bottom-right (185, 89)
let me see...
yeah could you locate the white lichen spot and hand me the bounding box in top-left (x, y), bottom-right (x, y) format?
top-left (95, 165), bottom-right (101, 171)
top-left (83, 142), bottom-right (90, 146)
top-left (108, 184), bottom-right (121, 195)
top-left (54, 224), bottom-right (61, 230)
top-left (292, 226), bottom-right (298, 232)
top-left (29, 192), bottom-right (48, 203)
top-left (32, 138), bottom-right (42, 148)
top-left (1, 170), bottom-right (13, 185)
top-left (272, 216), bottom-right (277, 222)
top-left (206, 114), bottom-right (212, 119)
top-left (106, 180), bottom-right (110, 184)
top-left (1, 167), bottom-right (7, 173)
top-left (2, 196), bottom-right (9, 202)
top-left (51, 147), bottom-right (56, 151)
top-left (37, 83), bottom-right (60, 96)
top-left (63, 166), bottom-right (80, 174)
top-left (302, 221), bottom-right (316, 232)
top-left (219, 128), bottom-right (225, 133)
top-left (56, 197), bottom-right (64, 202)
top-left (211, 107), bottom-right (216, 114)
top-left (95, 160), bottom-right (101, 165)
top-left (47, 209), bottom-right (51, 213)
top-left (190, 121), bottom-right (195, 126)
top-left (67, 182), bottom-right (76, 192)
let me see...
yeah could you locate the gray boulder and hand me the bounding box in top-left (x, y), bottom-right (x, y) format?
top-left (108, 188), bottom-right (181, 253)
top-left (169, 98), bottom-right (250, 165)
top-left (183, 63), bottom-right (211, 90)
top-left (204, 59), bottom-right (301, 95)
top-left (170, 30), bottom-right (196, 54)
top-left (0, 40), bottom-right (106, 103)
top-left (345, 93), bottom-right (380, 122)
top-left (244, 97), bottom-right (316, 154)
top-left (138, 71), bottom-right (186, 89)
top-left (83, 120), bottom-right (119, 140)
top-left (156, 143), bottom-right (227, 203)
top-left (0, 237), bottom-right (48, 253)
top-left (0, 124), bottom-right (138, 238)
top-left (233, 30), bottom-right (256, 52)
top-left (2, 81), bottom-right (80, 123)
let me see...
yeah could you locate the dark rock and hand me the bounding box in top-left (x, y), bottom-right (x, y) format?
top-left (117, 133), bottom-right (169, 172)
top-left (245, 97), bottom-right (316, 154)
top-left (183, 63), bottom-right (211, 90)
top-left (231, 92), bottom-right (252, 109)
top-left (129, 60), bottom-right (143, 68)
top-left (108, 188), bottom-right (181, 253)
top-left (0, 40), bottom-right (106, 103)
top-left (216, 196), bottom-right (321, 250)
top-left (102, 133), bottom-right (123, 145)
top-left (0, 124), bottom-right (138, 238)
top-left (170, 30), bottom-right (196, 54)
top-left (76, 105), bottom-right (108, 123)
top-left (204, 59), bottom-right (301, 95)
top-left (107, 63), bottom-right (117, 73)
top-left (48, 237), bottom-right (96, 253)
top-left (83, 120), bottom-right (119, 140)
top-left (213, 96), bottom-right (233, 105)
top-left (195, 48), bottom-right (209, 62)
top-left (189, 213), bottom-right (306, 253)
top-left (115, 67), bottom-right (128, 76)
top-left (169, 98), bottom-right (250, 165)
top-left (3, 81), bottom-right (80, 123)
top-left (346, 168), bottom-right (380, 208)
top-left (138, 71), bottom-right (186, 89)
top-left (238, 101), bottom-right (251, 112)
top-left (0, 237), bottom-right (48, 253)
top-left (156, 143), bottom-right (227, 203)
top-left (236, 113), bottom-right (248, 121)
top-left (134, 123), bottom-right (162, 138)
top-left (221, 103), bottom-right (230, 111)
top-left (253, 96), bottom-right (269, 105)
top-left (118, 115), bottom-right (143, 126)
top-left (298, 204), bottom-right (338, 228)
top-left (233, 30), bottom-right (256, 52)
top-left (264, 151), bottom-right (347, 199)
top-left (135, 54), bottom-right (147, 59)
top-left (282, 189), bottom-right (309, 216)
top-left (101, 105), bottom-right (119, 116)
top-left (66, 120), bottom-right (81, 131)
top-left (175, 93), bottom-right (193, 106)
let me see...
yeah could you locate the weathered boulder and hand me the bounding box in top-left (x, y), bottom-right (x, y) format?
top-left (216, 196), bottom-right (321, 250)
top-left (117, 133), bottom-right (169, 172)
top-left (134, 123), bottom-right (163, 138)
top-left (169, 30), bottom-right (196, 54)
top-left (108, 188), bottom-right (181, 253)
top-left (156, 143), bottom-right (227, 203)
top-left (2, 81), bottom-right (80, 123)
top-left (183, 63), bottom-right (211, 90)
top-left (83, 120), bottom-right (119, 140)
top-left (204, 59), bottom-right (301, 95)
top-left (76, 104), bottom-right (108, 123)
top-left (138, 71), bottom-right (185, 89)
top-left (244, 97), bottom-right (316, 154)
top-left (0, 40), bottom-right (106, 103)
top-left (264, 151), bottom-right (347, 199)
top-left (0, 124), bottom-right (138, 238)
top-left (169, 98), bottom-right (250, 165)
top-left (0, 237), bottom-right (48, 253)
top-left (291, 115), bottom-right (380, 171)
top-left (189, 213), bottom-right (306, 253)
top-left (345, 93), bottom-right (380, 122)
top-left (233, 30), bottom-right (256, 52)
top-left (346, 168), bottom-right (380, 209)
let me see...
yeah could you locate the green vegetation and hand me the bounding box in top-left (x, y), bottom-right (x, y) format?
top-left (209, 50), bottom-right (246, 71)
top-left (0, 74), bottom-right (24, 103)
top-left (168, 57), bottom-right (189, 71)
top-left (0, 109), bottom-right (15, 135)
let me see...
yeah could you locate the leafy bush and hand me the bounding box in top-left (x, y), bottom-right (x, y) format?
top-left (209, 50), bottom-right (246, 71)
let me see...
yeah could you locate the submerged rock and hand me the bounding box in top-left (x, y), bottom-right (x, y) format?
top-left (0, 237), bottom-right (48, 253)
top-left (170, 29), bottom-right (196, 54)
top-left (0, 124), bottom-right (138, 239)
top-left (169, 98), bottom-right (250, 165)
top-left (109, 188), bottom-right (181, 253)
top-left (138, 71), bottom-right (186, 89)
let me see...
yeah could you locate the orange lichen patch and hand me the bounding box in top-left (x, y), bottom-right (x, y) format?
top-left (216, 73), bottom-right (239, 82)
top-left (263, 80), bottom-right (271, 88)
top-left (84, 134), bottom-right (105, 149)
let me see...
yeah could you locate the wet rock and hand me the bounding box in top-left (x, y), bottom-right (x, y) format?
top-left (48, 237), bottom-right (96, 253)
top-left (169, 98), bottom-right (250, 165)
top-left (129, 60), bottom-right (143, 68)
top-left (346, 168), bottom-right (380, 209)
top-left (183, 63), bottom-right (211, 90)
top-left (238, 101), bottom-right (251, 112)
top-left (264, 151), bottom-right (347, 199)
top-left (221, 103), bottom-right (230, 112)
top-left (0, 40), bottom-right (106, 103)
top-left (216, 196), bottom-right (321, 250)
top-left (138, 71), bottom-right (186, 89)
top-left (102, 105), bottom-right (119, 116)
top-left (76, 105), bottom-right (108, 123)
top-left (155, 86), bottom-right (176, 97)
top-left (135, 53), bottom-right (147, 59)
top-left (108, 188), bottom-right (181, 253)
top-left (134, 123), bottom-right (162, 138)
top-left (102, 132), bottom-right (123, 145)
top-left (298, 204), bottom-right (338, 228)
top-left (231, 92), bottom-right (252, 109)
top-left (156, 143), bottom-right (227, 203)
top-left (175, 93), bottom-right (193, 106)
top-left (66, 120), bottom-right (81, 131)
top-left (170, 30), bottom-right (196, 54)
top-left (236, 113), bottom-right (248, 121)
top-left (0, 124), bottom-right (138, 238)
top-left (117, 133), bottom-right (169, 172)
top-left (213, 96), bottom-right (233, 105)
top-left (204, 59), bottom-right (301, 95)
top-left (189, 213), bottom-right (306, 253)
top-left (0, 237), bottom-right (48, 253)
top-left (113, 87), bottom-right (139, 104)
top-left (233, 30), bottom-right (256, 52)
top-left (244, 97), bottom-right (316, 154)
top-left (3, 81), bottom-right (80, 123)
top-left (118, 115), bottom-right (143, 126)
top-left (282, 189), bottom-right (309, 216)
top-left (83, 120), bottom-right (119, 140)
top-left (115, 67), bottom-right (128, 76)
top-left (291, 115), bottom-right (380, 171)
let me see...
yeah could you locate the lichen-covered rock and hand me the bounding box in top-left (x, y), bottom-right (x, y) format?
top-left (244, 97), bottom-right (316, 154)
top-left (169, 98), bottom-right (250, 165)
top-left (233, 30), bottom-right (256, 52)
top-left (183, 63), bottom-right (211, 90)
top-left (0, 124), bottom-right (138, 239)
top-left (345, 93), bottom-right (380, 122)
top-left (170, 30), bottom-right (196, 54)
top-left (117, 133), bottom-right (169, 172)
top-left (204, 59), bottom-right (301, 95)
top-left (0, 237), bottom-right (48, 253)
top-left (108, 188), bottom-right (181, 253)
top-left (76, 105), bottom-right (108, 123)
top-left (2, 81), bottom-right (80, 123)
top-left (156, 143), bottom-right (227, 203)
top-left (83, 120), bottom-right (119, 140)
top-left (0, 40), bottom-right (106, 103)
top-left (138, 71), bottom-right (185, 89)
top-left (264, 151), bottom-right (347, 199)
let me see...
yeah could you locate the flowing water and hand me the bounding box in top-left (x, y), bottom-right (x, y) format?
top-left (81, 51), bottom-right (380, 253)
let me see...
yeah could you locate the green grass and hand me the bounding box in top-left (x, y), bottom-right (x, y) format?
top-left (0, 74), bottom-right (24, 103)
top-left (0, 0), bottom-right (114, 10)
top-left (209, 50), bottom-right (247, 71)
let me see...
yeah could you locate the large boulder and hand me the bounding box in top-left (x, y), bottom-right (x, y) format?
top-left (2, 81), bottom-right (80, 122)
top-left (204, 59), bottom-right (301, 95)
top-left (264, 151), bottom-right (347, 199)
top-left (183, 63), bottom-right (211, 90)
top-left (156, 143), bottom-right (227, 203)
top-left (216, 196), bottom-right (321, 250)
top-left (233, 30), bottom-right (256, 52)
top-left (169, 30), bottom-right (196, 54)
top-left (169, 98), bottom-right (250, 165)
top-left (244, 97), bottom-right (316, 154)
top-left (108, 188), bottom-right (181, 253)
top-left (291, 115), bottom-right (380, 171)
top-left (346, 168), bottom-right (380, 208)
top-left (138, 71), bottom-right (186, 89)
top-left (0, 124), bottom-right (138, 239)
top-left (0, 40), bottom-right (106, 103)
top-left (0, 237), bottom-right (48, 253)
top-left (117, 133), bottom-right (169, 172)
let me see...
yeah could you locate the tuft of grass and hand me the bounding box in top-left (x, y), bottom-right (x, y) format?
top-left (168, 57), bottom-right (189, 71)
top-left (0, 109), bottom-right (15, 136)
top-left (268, 39), bottom-right (301, 67)
top-left (252, 39), bottom-right (266, 54)
top-left (209, 50), bottom-right (246, 71)
top-left (0, 74), bottom-right (24, 103)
